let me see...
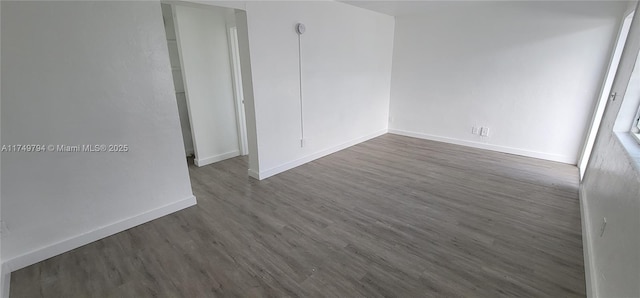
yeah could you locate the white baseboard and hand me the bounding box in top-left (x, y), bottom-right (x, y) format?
top-left (388, 129), bottom-right (576, 164)
top-left (195, 150), bottom-right (240, 167)
top-left (255, 129), bottom-right (388, 180)
top-left (3, 195), bottom-right (197, 274)
top-left (579, 185), bottom-right (598, 298)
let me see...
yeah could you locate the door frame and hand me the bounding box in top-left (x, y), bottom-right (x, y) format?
top-left (228, 26), bottom-right (249, 156)
top-left (577, 10), bottom-right (635, 179)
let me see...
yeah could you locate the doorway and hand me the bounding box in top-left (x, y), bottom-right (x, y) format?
top-left (578, 11), bottom-right (635, 179)
top-left (161, 2), bottom-right (250, 167)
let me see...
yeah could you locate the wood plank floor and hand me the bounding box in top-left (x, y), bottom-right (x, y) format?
top-left (10, 134), bottom-right (585, 297)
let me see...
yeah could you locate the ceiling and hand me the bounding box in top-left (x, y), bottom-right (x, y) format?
top-left (341, 1), bottom-right (629, 17)
top-left (341, 1), bottom-right (441, 16)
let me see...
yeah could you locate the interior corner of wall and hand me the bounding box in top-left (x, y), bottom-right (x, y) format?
top-left (248, 168), bottom-right (261, 180)
top-left (579, 184), bottom-right (598, 298)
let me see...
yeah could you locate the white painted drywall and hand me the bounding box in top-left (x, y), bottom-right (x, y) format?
top-left (173, 4), bottom-right (240, 167)
top-left (243, 1), bottom-right (394, 178)
top-left (162, 4), bottom-right (195, 157)
top-left (388, 1), bottom-right (627, 164)
top-left (1, 1), bottom-right (195, 269)
top-left (582, 1), bottom-right (640, 295)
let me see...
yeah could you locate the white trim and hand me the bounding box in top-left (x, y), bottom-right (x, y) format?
top-left (228, 26), bottom-right (249, 156)
top-left (578, 11), bottom-right (635, 180)
top-left (172, 4), bottom-right (200, 161)
top-left (632, 131), bottom-right (640, 145)
top-left (389, 129), bottom-right (575, 164)
top-left (255, 129), bottom-right (388, 180)
top-left (1, 263), bottom-right (9, 298)
top-left (194, 150), bottom-right (240, 167)
top-left (4, 196), bottom-right (197, 273)
top-left (248, 168), bottom-right (260, 180)
top-left (579, 185), bottom-right (598, 298)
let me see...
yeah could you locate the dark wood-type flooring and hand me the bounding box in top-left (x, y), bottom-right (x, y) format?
top-left (10, 134), bottom-right (585, 297)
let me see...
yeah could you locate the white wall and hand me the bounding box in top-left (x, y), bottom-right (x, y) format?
top-left (1, 1), bottom-right (195, 271)
top-left (174, 4), bottom-right (240, 166)
top-left (582, 1), bottom-right (640, 296)
top-left (243, 1), bottom-right (394, 178)
top-left (389, 1), bottom-right (627, 164)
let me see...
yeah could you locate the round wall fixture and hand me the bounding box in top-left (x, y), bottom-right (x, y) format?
top-left (296, 23), bottom-right (306, 35)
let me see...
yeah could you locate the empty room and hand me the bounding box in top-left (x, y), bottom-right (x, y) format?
top-left (1, 0), bottom-right (639, 297)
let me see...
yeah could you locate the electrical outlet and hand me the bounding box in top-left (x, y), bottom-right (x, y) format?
top-left (472, 126), bottom-right (480, 135)
top-left (389, 116), bottom-right (395, 123)
top-left (480, 127), bottom-right (490, 137)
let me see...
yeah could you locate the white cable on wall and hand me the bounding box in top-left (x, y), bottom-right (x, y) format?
top-left (296, 23), bottom-right (306, 147)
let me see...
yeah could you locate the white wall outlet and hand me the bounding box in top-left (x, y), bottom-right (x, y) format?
top-left (480, 127), bottom-right (490, 137)
top-left (389, 116), bottom-right (395, 123)
top-left (472, 126), bottom-right (480, 135)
